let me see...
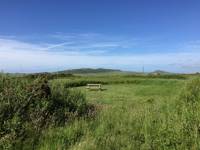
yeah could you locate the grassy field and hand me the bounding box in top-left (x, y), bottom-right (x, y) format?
top-left (1, 73), bottom-right (200, 149)
top-left (78, 80), bottom-right (183, 104)
top-left (37, 75), bottom-right (196, 150)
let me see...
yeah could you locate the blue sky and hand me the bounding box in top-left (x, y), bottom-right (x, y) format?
top-left (0, 0), bottom-right (200, 73)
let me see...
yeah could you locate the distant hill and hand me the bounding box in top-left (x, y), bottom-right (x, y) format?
top-left (56, 68), bottom-right (122, 74)
top-left (150, 70), bottom-right (172, 75)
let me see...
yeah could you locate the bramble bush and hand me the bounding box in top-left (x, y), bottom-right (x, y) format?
top-left (0, 75), bottom-right (89, 149)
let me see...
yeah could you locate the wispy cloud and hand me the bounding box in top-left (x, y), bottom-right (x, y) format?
top-left (48, 33), bottom-right (140, 51)
top-left (0, 34), bottom-right (200, 73)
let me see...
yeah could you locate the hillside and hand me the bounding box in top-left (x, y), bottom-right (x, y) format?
top-left (56, 68), bottom-right (122, 74)
top-left (150, 70), bottom-right (172, 75)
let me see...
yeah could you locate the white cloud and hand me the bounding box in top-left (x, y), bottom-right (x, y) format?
top-left (0, 35), bottom-right (200, 73)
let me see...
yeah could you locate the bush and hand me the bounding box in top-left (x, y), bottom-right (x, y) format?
top-left (0, 76), bottom-right (89, 149)
top-left (23, 72), bottom-right (74, 80)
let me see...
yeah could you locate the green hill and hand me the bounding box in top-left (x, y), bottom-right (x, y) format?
top-left (150, 70), bottom-right (172, 75)
top-left (56, 68), bottom-right (122, 74)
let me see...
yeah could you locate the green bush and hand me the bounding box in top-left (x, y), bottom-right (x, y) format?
top-left (23, 72), bottom-right (74, 80)
top-left (0, 76), bottom-right (89, 149)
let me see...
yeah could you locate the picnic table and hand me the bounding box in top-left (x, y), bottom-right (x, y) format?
top-left (86, 84), bottom-right (102, 90)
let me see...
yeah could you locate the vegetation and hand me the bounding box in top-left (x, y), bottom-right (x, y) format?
top-left (1, 72), bottom-right (200, 149)
top-left (38, 77), bottom-right (200, 150)
top-left (23, 72), bottom-right (74, 80)
top-left (0, 75), bottom-right (90, 149)
top-left (53, 73), bottom-right (187, 89)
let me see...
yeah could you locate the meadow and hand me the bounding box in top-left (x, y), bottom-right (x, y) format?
top-left (1, 72), bottom-right (200, 149)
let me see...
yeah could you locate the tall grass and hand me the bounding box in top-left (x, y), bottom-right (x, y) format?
top-left (53, 77), bottom-right (183, 88)
top-left (38, 78), bottom-right (200, 150)
top-left (1, 73), bottom-right (200, 149)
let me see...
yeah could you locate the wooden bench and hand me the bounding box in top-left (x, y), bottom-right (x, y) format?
top-left (86, 84), bottom-right (102, 90)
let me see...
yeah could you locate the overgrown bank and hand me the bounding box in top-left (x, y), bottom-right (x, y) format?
top-left (0, 75), bottom-right (92, 149)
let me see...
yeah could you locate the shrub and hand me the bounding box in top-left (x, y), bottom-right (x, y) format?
top-left (0, 76), bottom-right (89, 149)
top-left (23, 72), bottom-right (74, 80)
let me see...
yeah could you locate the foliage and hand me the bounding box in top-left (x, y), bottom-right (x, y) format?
top-left (1, 72), bottom-right (200, 149)
top-left (0, 75), bottom-right (88, 149)
top-left (23, 72), bottom-right (74, 80)
top-left (54, 76), bottom-right (183, 89)
top-left (125, 73), bottom-right (187, 80)
top-left (38, 77), bottom-right (200, 149)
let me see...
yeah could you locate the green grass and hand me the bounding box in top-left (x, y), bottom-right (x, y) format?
top-left (76, 79), bottom-right (183, 104)
top-left (38, 76), bottom-right (194, 150)
top-left (2, 73), bottom-right (200, 149)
